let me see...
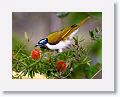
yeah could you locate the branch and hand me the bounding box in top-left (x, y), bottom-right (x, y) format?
top-left (91, 68), bottom-right (102, 79)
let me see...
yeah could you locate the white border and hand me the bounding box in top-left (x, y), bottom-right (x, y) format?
top-left (0, 0), bottom-right (114, 91)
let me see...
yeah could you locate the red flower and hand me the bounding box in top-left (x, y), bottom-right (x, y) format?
top-left (31, 49), bottom-right (41, 60)
top-left (55, 61), bottom-right (67, 72)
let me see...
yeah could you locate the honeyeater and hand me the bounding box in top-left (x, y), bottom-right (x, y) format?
top-left (35, 16), bottom-right (91, 52)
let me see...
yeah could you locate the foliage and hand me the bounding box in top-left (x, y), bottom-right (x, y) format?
top-left (56, 12), bottom-right (70, 18)
top-left (12, 31), bottom-right (101, 79)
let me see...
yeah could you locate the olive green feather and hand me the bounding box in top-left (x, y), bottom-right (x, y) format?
top-left (47, 16), bottom-right (91, 45)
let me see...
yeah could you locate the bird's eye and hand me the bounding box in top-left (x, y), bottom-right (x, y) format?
top-left (38, 39), bottom-right (48, 45)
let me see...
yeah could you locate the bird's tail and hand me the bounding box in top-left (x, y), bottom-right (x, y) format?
top-left (61, 16), bottom-right (91, 40)
top-left (77, 16), bottom-right (91, 27)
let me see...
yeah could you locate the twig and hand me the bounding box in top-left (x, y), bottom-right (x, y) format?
top-left (61, 71), bottom-right (72, 79)
top-left (91, 68), bottom-right (102, 79)
top-left (20, 56), bottom-right (31, 62)
top-left (13, 70), bottom-right (25, 79)
top-left (13, 57), bottom-right (28, 66)
top-left (14, 44), bottom-right (26, 58)
top-left (14, 32), bottom-right (33, 58)
top-left (28, 59), bottom-right (41, 67)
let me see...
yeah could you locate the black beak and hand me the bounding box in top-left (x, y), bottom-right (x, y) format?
top-left (35, 44), bottom-right (47, 49)
top-left (35, 44), bottom-right (42, 47)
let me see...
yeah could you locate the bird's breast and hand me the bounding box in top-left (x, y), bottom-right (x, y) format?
top-left (46, 40), bottom-right (71, 50)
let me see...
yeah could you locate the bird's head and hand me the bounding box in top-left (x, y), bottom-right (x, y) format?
top-left (35, 38), bottom-right (48, 49)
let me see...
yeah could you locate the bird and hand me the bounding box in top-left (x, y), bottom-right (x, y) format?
top-left (35, 16), bottom-right (91, 52)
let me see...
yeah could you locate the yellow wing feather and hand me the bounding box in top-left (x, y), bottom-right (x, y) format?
top-left (47, 31), bottom-right (63, 45)
top-left (61, 16), bottom-right (91, 39)
top-left (47, 16), bottom-right (91, 45)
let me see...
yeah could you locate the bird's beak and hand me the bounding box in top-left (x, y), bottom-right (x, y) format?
top-left (35, 44), bottom-right (42, 47)
top-left (35, 44), bottom-right (47, 49)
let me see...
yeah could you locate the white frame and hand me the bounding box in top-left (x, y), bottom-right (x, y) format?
top-left (0, 0), bottom-right (114, 91)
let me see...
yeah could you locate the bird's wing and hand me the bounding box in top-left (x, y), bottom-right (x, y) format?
top-left (47, 31), bottom-right (63, 45)
top-left (47, 25), bottom-right (79, 45)
top-left (47, 16), bottom-right (91, 45)
top-left (61, 24), bottom-right (79, 40)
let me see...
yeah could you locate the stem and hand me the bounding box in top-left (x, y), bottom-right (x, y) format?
top-left (91, 68), bottom-right (102, 79)
top-left (14, 32), bottom-right (33, 58)
top-left (20, 56), bottom-right (31, 62)
top-left (28, 59), bottom-right (41, 67)
top-left (61, 71), bottom-right (72, 79)
top-left (14, 44), bottom-right (26, 58)
top-left (13, 70), bottom-right (25, 79)
top-left (13, 57), bottom-right (27, 66)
